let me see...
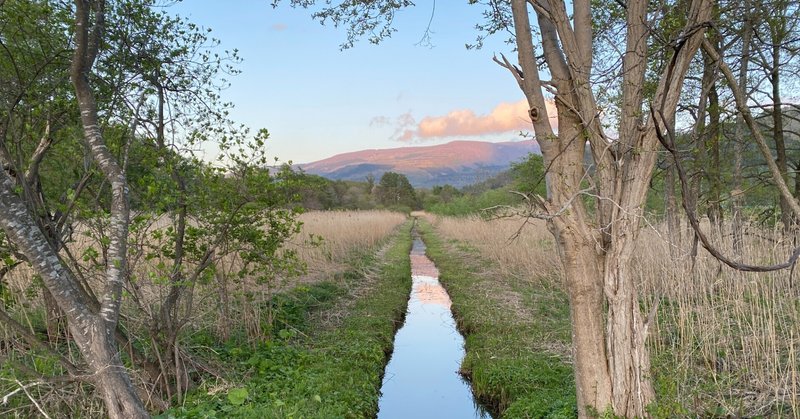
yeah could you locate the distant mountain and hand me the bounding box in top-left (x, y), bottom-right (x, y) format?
top-left (300, 140), bottom-right (540, 188)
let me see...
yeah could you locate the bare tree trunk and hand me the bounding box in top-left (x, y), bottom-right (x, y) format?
top-left (42, 288), bottom-right (65, 344)
top-left (732, 1), bottom-right (752, 254)
top-left (692, 91), bottom-right (708, 223)
top-left (772, 61), bottom-right (791, 231)
top-left (546, 116), bottom-right (613, 412)
top-left (0, 173), bottom-right (147, 418)
top-left (665, 162), bottom-right (681, 253)
top-left (89, 323), bottom-right (149, 418)
top-left (703, 7), bottom-right (723, 233)
top-left (707, 78), bottom-right (723, 231)
top-left (216, 267), bottom-right (231, 341)
top-left (501, 0), bottom-right (711, 415)
top-left (558, 238), bottom-right (611, 411)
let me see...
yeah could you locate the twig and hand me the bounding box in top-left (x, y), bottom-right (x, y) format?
top-left (14, 379), bottom-right (50, 419)
top-left (2, 380), bottom-right (51, 418)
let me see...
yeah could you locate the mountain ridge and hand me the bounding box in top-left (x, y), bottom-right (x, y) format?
top-left (300, 139), bottom-right (540, 188)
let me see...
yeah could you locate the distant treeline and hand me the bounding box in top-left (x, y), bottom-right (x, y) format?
top-left (279, 153), bottom-right (547, 216)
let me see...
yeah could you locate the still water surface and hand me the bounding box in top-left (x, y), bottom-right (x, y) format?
top-left (377, 238), bottom-right (491, 419)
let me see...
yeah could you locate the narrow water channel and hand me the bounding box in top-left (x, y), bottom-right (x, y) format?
top-left (377, 236), bottom-right (491, 419)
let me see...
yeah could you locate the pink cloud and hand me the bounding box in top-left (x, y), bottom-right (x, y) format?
top-left (392, 100), bottom-right (557, 142)
top-left (271, 23), bottom-right (288, 31)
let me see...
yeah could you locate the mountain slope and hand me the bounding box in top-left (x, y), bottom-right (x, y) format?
top-left (301, 140), bottom-right (540, 188)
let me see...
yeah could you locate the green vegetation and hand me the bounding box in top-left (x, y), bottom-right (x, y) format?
top-left (275, 168), bottom-right (422, 212)
top-left (162, 221), bottom-right (413, 418)
top-left (425, 153), bottom-right (546, 216)
top-left (376, 171), bottom-right (419, 211)
top-left (416, 219), bottom-right (576, 418)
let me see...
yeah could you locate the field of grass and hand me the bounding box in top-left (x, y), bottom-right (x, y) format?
top-left (6, 204), bottom-right (798, 417)
top-left (636, 224), bottom-right (800, 417)
top-left (424, 213), bottom-right (800, 417)
top-left (416, 217), bottom-right (576, 418)
top-left (293, 210), bottom-right (409, 277)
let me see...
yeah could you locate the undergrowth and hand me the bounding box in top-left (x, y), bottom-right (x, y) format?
top-left (160, 221), bottom-right (413, 418)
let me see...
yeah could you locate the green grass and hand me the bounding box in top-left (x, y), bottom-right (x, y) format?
top-left (416, 219), bottom-right (577, 418)
top-left (162, 221), bottom-right (413, 418)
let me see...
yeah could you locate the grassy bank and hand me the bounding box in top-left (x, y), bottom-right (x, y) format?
top-left (163, 220), bottom-right (413, 418)
top-left (416, 218), bottom-right (576, 418)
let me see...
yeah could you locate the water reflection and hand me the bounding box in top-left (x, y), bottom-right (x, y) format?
top-left (377, 238), bottom-right (491, 419)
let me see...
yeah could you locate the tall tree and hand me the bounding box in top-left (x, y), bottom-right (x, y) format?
top-left (499, 0), bottom-right (710, 414)
top-left (732, 0), bottom-right (753, 252)
top-left (751, 0), bottom-right (800, 231)
top-left (377, 171), bottom-right (417, 209)
top-left (0, 0), bottom-right (149, 416)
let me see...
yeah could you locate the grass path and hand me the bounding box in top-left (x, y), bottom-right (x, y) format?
top-left (416, 218), bottom-right (577, 418)
top-left (165, 221), bottom-right (413, 418)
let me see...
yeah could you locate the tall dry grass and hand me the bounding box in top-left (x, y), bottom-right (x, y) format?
top-left (426, 214), bottom-right (563, 284)
top-left (292, 210), bottom-right (408, 276)
top-left (0, 210), bottom-right (408, 415)
top-left (427, 212), bottom-right (799, 416)
top-left (635, 223), bottom-right (800, 416)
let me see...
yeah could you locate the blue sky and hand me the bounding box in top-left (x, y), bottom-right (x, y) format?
top-left (171, 1), bottom-right (530, 164)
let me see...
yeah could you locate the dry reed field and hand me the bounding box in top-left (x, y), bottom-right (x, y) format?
top-left (292, 210), bottom-right (408, 276)
top-left (0, 206), bottom-right (408, 415)
top-left (427, 213), bottom-right (800, 416)
top-left (426, 214), bottom-right (563, 285)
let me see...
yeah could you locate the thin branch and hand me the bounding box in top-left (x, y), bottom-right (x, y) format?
top-left (414, 0), bottom-right (435, 47)
top-left (14, 379), bottom-right (51, 419)
top-left (0, 309), bottom-right (81, 376)
top-left (653, 106), bottom-right (800, 274)
top-left (702, 38), bottom-right (800, 219)
top-left (493, 53), bottom-right (524, 88)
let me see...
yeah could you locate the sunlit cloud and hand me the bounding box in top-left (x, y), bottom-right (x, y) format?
top-left (384, 99), bottom-right (557, 142)
top-left (271, 23), bottom-right (288, 31)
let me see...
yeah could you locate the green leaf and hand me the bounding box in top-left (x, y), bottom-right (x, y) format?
top-left (227, 387), bottom-right (248, 406)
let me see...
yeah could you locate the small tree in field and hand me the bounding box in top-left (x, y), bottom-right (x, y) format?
top-left (0, 0), bottom-right (149, 416)
top-left (376, 171), bottom-right (417, 209)
top-left (496, 1), bottom-right (710, 414)
top-left (0, 0), bottom-right (304, 416)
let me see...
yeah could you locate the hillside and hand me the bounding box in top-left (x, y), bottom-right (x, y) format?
top-left (300, 140), bottom-right (540, 188)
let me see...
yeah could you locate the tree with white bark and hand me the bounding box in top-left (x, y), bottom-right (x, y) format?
top-left (0, 1), bottom-right (304, 416)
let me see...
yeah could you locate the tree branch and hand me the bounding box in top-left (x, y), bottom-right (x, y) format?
top-left (653, 106), bottom-right (800, 274)
top-left (0, 309), bottom-right (81, 376)
top-left (23, 122), bottom-right (52, 187)
top-left (702, 38), bottom-right (800, 219)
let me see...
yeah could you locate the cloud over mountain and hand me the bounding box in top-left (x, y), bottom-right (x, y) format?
top-left (378, 99), bottom-right (557, 142)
